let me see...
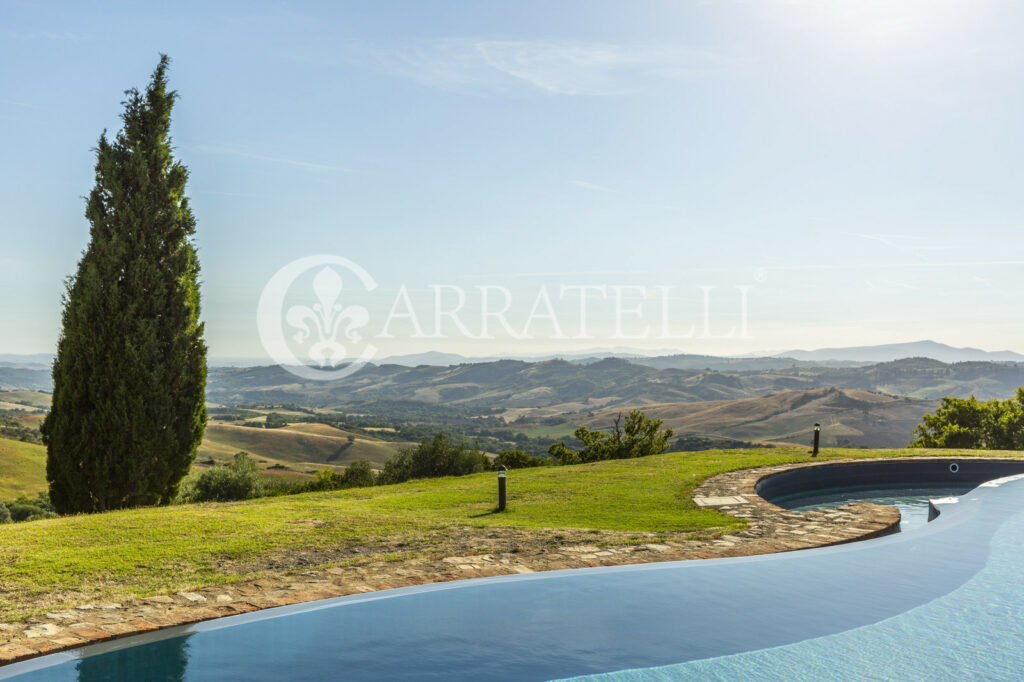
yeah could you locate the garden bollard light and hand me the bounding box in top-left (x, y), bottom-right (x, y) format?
top-left (812, 423), bottom-right (820, 457)
top-left (497, 464), bottom-right (507, 511)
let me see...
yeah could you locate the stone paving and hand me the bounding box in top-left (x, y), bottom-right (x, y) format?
top-left (0, 458), bottom-right (903, 666)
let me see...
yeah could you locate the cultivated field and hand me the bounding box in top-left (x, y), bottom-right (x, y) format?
top-left (199, 421), bottom-right (411, 471)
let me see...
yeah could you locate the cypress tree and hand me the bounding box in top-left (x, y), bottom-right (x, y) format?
top-left (41, 56), bottom-right (207, 514)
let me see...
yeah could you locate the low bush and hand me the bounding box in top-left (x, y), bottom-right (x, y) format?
top-left (341, 459), bottom-right (377, 487)
top-left (548, 410), bottom-right (674, 464)
top-left (378, 433), bottom-right (489, 485)
top-left (261, 477), bottom-right (305, 497)
top-left (0, 503), bottom-right (9, 524)
top-left (494, 450), bottom-right (549, 469)
top-left (299, 460), bottom-right (378, 493)
top-left (179, 452), bottom-right (264, 503)
top-left (304, 469), bottom-right (345, 492)
top-left (264, 412), bottom-right (289, 429)
top-left (2, 492), bottom-right (57, 522)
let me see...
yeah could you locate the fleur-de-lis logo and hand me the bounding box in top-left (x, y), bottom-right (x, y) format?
top-left (258, 255), bottom-right (378, 381)
top-left (286, 267), bottom-right (369, 367)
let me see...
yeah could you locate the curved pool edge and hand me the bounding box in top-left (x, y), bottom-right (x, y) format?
top-left (0, 456), bottom-right (1017, 671)
top-left (566, 470), bottom-right (1024, 681)
top-left (7, 471), bottom-right (1024, 681)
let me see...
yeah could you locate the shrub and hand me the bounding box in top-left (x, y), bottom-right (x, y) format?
top-left (341, 459), bottom-right (377, 487)
top-left (379, 433), bottom-right (489, 484)
top-left (494, 450), bottom-right (549, 469)
top-left (184, 452), bottom-right (264, 502)
top-left (5, 493), bottom-right (58, 522)
top-left (548, 410), bottom-right (674, 464)
top-left (911, 389), bottom-right (1024, 449)
top-left (305, 469), bottom-right (345, 492)
top-left (299, 460), bottom-right (377, 493)
top-left (264, 412), bottom-right (289, 429)
top-left (0, 503), bottom-right (9, 524)
top-left (261, 477), bottom-right (305, 497)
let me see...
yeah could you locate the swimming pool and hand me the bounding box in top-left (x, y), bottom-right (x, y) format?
top-left (4, 467), bottom-right (1023, 680)
top-left (775, 483), bottom-right (972, 528)
top-left (758, 457), bottom-right (1024, 529)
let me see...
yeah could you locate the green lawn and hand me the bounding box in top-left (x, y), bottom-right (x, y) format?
top-left (0, 446), bottom-right (1019, 621)
top-left (0, 438), bottom-right (47, 499)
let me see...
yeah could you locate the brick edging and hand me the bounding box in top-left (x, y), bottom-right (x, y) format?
top-left (691, 458), bottom-right (905, 554)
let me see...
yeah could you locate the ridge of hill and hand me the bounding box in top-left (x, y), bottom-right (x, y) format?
top-left (580, 387), bottom-right (938, 449)
top-left (202, 356), bottom-right (1024, 411)
top-left (776, 340), bottom-right (1024, 364)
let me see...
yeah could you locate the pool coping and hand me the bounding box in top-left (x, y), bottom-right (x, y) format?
top-left (4, 455), bottom-right (1016, 668)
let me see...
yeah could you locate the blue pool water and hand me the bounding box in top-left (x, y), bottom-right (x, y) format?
top-left (578, 484), bottom-right (1024, 680)
top-left (4, 476), bottom-right (1022, 681)
top-left (773, 483), bottom-right (975, 529)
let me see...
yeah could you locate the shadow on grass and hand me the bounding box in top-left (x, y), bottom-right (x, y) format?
top-left (469, 508), bottom-right (506, 518)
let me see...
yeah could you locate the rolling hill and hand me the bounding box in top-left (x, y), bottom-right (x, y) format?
top-left (3, 354), bottom-right (1019, 456)
top-left (5, 347), bottom-right (1024, 408)
top-left (199, 421), bottom-right (410, 470)
top-left (204, 356), bottom-right (1024, 412)
top-left (582, 388), bottom-right (939, 449)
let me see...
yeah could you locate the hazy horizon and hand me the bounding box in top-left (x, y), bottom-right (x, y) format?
top-left (4, 338), bottom-right (1024, 368)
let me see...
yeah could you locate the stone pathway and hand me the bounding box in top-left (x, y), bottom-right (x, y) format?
top-left (0, 458), bottom-right (902, 666)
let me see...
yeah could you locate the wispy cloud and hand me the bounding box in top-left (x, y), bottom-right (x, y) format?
top-left (509, 269), bottom-right (646, 278)
top-left (567, 179), bottom-right (687, 212)
top-left (0, 99), bottom-right (44, 110)
top-left (846, 231), bottom-right (900, 247)
top-left (568, 179), bottom-right (620, 194)
top-left (356, 39), bottom-right (752, 96)
top-left (6, 29), bottom-right (94, 42)
top-left (763, 259), bottom-right (1024, 272)
top-left (196, 190), bottom-right (266, 198)
top-left (864, 277), bottom-right (922, 293)
top-left (192, 145), bottom-right (366, 173)
top-left (35, 30), bottom-right (92, 41)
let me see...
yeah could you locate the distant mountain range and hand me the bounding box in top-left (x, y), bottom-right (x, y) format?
top-left (2, 340), bottom-right (1022, 374)
top-left (773, 340), bottom-right (1024, 364)
top-left (9, 349), bottom-right (1023, 449)
top-left (371, 341), bottom-right (1024, 367)
top-left (6, 345), bottom-right (1024, 402)
top-left (195, 356), bottom-right (1024, 412)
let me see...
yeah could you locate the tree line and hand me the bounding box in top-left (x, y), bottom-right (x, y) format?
top-left (911, 389), bottom-right (1024, 450)
top-left (159, 410), bottom-right (675, 505)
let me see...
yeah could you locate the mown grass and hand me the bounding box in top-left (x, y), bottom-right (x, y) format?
top-left (0, 446), bottom-right (1020, 621)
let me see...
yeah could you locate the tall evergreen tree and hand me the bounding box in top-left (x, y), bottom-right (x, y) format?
top-left (41, 56), bottom-right (207, 514)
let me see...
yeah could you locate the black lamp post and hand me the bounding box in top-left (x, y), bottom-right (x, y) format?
top-left (812, 423), bottom-right (821, 457)
top-left (497, 464), bottom-right (507, 511)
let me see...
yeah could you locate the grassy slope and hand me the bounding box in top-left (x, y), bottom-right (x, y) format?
top-left (199, 422), bottom-right (408, 469)
top-left (583, 388), bottom-right (938, 448)
top-left (0, 438), bottom-right (47, 499)
top-left (1, 446), bottom-right (1019, 621)
top-left (0, 391), bottom-right (51, 409)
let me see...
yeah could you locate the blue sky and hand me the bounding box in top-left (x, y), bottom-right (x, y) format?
top-left (3, 0), bottom-right (1024, 360)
